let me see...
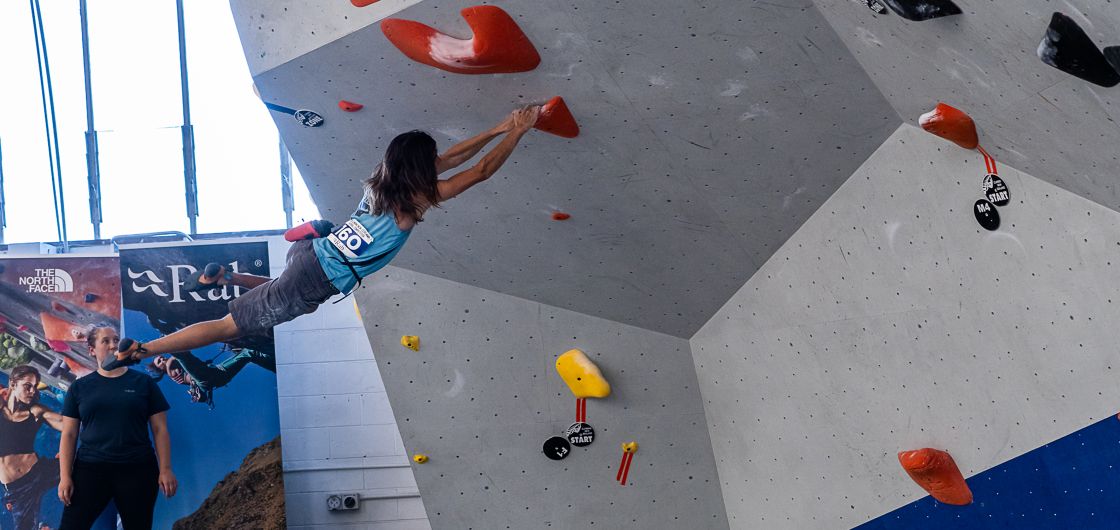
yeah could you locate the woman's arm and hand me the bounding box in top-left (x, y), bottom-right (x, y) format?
top-left (31, 404), bottom-right (65, 431)
top-left (149, 412), bottom-right (178, 498)
top-left (436, 106), bottom-right (540, 201)
top-left (57, 416), bottom-right (80, 506)
top-left (434, 119), bottom-right (511, 174)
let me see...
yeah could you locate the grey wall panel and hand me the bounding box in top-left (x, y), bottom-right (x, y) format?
top-left (230, 0), bottom-right (423, 76)
top-left (247, 0), bottom-right (899, 337)
top-left (812, 0), bottom-right (1120, 216)
top-left (692, 124), bottom-right (1120, 528)
top-left (355, 265), bottom-right (727, 530)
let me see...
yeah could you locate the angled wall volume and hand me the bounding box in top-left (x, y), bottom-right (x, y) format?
top-left (692, 124), bottom-right (1120, 528)
top-left (812, 0), bottom-right (1120, 215)
top-left (354, 266), bottom-right (728, 530)
top-left (246, 0), bottom-right (899, 338)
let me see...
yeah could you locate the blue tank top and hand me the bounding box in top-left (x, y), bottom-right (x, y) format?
top-left (313, 201), bottom-right (412, 294)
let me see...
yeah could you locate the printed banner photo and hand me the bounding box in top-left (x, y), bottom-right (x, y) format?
top-left (1, 256), bottom-right (121, 530)
top-left (120, 242), bottom-right (285, 530)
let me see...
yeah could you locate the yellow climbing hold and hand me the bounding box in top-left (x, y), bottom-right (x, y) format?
top-left (413, 453), bottom-right (428, 464)
top-left (622, 441), bottom-right (638, 454)
top-left (401, 335), bottom-right (420, 351)
top-left (555, 348), bottom-right (611, 398)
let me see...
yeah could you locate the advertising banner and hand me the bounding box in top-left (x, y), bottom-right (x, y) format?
top-left (0, 256), bottom-right (120, 530)
top-left (120, 242), bottom-right (285, 529)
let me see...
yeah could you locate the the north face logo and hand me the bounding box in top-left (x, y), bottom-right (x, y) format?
top-left (18, 268), bottom-right (73, 293)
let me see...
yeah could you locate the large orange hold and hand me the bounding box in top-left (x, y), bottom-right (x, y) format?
top-left (381, 6), bottom-right (540, 75)
top-left (898, 448), bottom-right (973, 505)
top-left (918, 103), bottom-right (978, 149)
top-left (39, 312), bottom-right (83, 345)
top-left (535, 96), bottom-right (580, 138)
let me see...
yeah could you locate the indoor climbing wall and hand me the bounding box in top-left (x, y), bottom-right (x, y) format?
top-left (353, 267), bottom-right (728, 529)
top-left (235, 0), bottom-right (899, 338)
top-left (691, 123), bottom-right (1120, 528)
top-left (811, 0), bottom-right (1120, 214)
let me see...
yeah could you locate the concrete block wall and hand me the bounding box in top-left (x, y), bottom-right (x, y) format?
top-left (690, 124), bottom-right (1120, 528)
top-left (269, 239), bottom-right (430, 530)
top-left (354, 266), bottom-right (728, 530)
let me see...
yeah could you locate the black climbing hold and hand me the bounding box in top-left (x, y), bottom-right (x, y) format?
top-left (882, 0), bottom-right (961, 21)
top-left (543, 436), bottom-right (571, 460)
top-left (983, 174), bottom-right (1009, 207)
top-left (84, 293), bottom-right (97, 303)
top-left (566, 422), bottom-right (595, 448)
top-left (1104, 46), bottom-right (1120, 76)
top-left (1037, 13), bottom-right (1120, 88)
top-left (974, 199), bottom-right (1000, 231)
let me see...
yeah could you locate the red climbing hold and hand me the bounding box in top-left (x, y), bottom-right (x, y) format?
top-left (898, 448), bottom-right (973, 505)
top-left (351, 0), bottom-right (379, 6)
top-left (339, 100), bottom-right (364, 112)
top-left (380, 6), bottom-right (540, 75)
top-left (535, 96), bottom-right (580, 138)
top-left (551, 211), bottom-right (571, 221)
top-left (918, 103), bottom-right (978, 150)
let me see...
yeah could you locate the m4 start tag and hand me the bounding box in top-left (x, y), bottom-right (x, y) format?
top-left (974, 199), bottom-right (1000, 231)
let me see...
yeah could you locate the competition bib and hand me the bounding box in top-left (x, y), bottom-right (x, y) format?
top-left (327, 219), bottom-right (374, 260)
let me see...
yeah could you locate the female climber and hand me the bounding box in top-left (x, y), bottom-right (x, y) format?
top-left (1, 365), bottom-right (65, 530)
top-left (105, 104), bottom-right (542, 370)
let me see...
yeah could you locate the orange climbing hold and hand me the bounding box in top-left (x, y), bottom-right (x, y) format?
top-left (380, 6), bottom-right (540, 75)
top-left (351, 0), bottom-right (379, 7)
top-left (551, 211), bottom-right (571, 221)
top-left (535, 96), bottom-right (579, 138)
top-left (918, 103), bottom-right (978, 149)
top-left (338, 100), bottom-right (364, 112)
top-left (898, 448), bottom-right (973, 505)
top-left (39, 312), bottom-right (82, 345)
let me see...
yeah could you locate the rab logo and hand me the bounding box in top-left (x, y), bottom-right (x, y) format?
top-left (18, 268), bottom-right (74, 293)
top-left (128, 262), bottom-right (245, 303)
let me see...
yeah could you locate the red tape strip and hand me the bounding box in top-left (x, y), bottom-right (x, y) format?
top-left (978, 146), bottom-right (997, 175)
top-left (619, 452), bottom-right (634, 485)
top-left (616, 452), bottom-right (628, 482)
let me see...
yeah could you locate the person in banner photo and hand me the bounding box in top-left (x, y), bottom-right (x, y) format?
top-left (106, 105), bottom-right (543, 369)
top-left (1, 366), bottom-right (64, 530)
top-left (144, 348), bottom-right (273, 409)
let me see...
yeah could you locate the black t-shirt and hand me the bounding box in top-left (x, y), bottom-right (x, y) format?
top-left (61, 369), bottom-right (170, 464)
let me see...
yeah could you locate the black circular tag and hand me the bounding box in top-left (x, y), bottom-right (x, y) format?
top-left (565, 422), bottom-right (595, 447)
top-left (543, 436), bottom-right (571, 460)
top-left (294, 110), bottom-right (325, 128)
top-left (974, 199), bottom-right (1000, 231)
top-left (983, 174), bottom-right (1010, 206)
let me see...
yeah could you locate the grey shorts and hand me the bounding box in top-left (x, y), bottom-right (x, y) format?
top-left (228, 240), bottom-right (340, 336)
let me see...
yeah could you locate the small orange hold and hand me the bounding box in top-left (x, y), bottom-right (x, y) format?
top-left (339, 100), bottom-right (364, 112)
top-left (535, 96), bottom-right (580, 138)
top-left (551, 211), bottom-right (571, 221)
top-left (351, 0), bottom-right (379, 6)
top-left (898, 448), bottom-right (973, 505)
top-left (918, 102), bottom-right (978, 150)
